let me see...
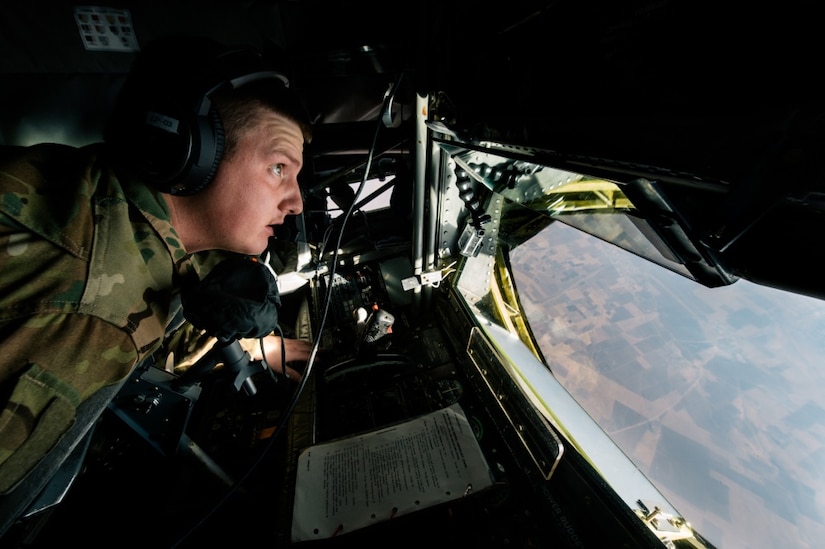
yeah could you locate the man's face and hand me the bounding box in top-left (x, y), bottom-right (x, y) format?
top-left (200, 108), bottom-right (305, 255)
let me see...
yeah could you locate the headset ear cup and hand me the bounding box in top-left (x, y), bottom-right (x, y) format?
top-left (106, 99), bottom-right (199, 194)
top-left (203, 108), bottom-right (225, 191)
top-left (171, 107), bottom-right (225, 196)
top-left (149, 113), bottom-right (193, 193)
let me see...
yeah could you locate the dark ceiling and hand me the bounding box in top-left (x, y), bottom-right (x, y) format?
top-left (2, 1), bottom-right (822, 174)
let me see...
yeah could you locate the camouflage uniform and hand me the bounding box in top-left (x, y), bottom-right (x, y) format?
top-left (0, 143), bottom-right (201, 493)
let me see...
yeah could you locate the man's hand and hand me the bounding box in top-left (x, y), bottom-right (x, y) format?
top-left (251, 334), bottom-right (311, 381)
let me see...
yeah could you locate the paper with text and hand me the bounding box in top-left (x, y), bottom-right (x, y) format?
top-left (291, 403), bottom-right (493, 541)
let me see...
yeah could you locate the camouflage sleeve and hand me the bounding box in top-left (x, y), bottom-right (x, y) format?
top-left (0, 312), bottom-right (137, 494)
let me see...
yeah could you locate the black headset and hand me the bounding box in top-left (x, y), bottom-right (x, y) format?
top-left (107, 36), bottom-right (291, 196)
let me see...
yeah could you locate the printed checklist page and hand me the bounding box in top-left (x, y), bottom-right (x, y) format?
top-left (291, 403), bottom-right (493, 541)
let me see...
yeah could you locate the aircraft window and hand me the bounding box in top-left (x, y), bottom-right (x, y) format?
top-left (446, 142), bottom-right (825, 547)
top-left (326, 175), bottom-right (395, 218)
top-left (441, 138), bottom-right (825, 547)
top-left (505, 220), bottom-right (825, 549)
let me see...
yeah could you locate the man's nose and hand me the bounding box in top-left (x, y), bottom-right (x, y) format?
top-left (288, 197), bottom-right (304, 215)
top-left (284, 178), bottom-right (304, 215)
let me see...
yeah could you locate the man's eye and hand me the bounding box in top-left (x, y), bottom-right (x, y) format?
top-left (269, 163), bottom-right (284, 177)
